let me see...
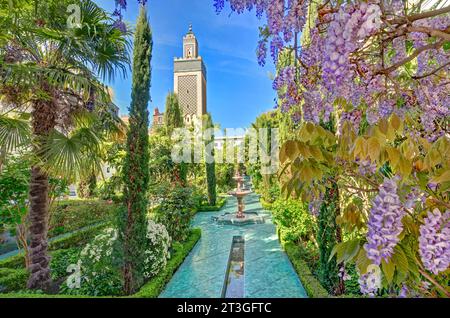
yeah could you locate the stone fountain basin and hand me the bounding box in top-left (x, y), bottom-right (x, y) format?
top-left (212, 212), bottom-right (266, 226)
top-left (228, 190), bottom-right (252, 197)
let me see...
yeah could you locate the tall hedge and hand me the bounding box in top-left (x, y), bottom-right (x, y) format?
top-left (203, 113), bottom-right (217, 205)
top-left (120, 5), bottom-right (152, 295)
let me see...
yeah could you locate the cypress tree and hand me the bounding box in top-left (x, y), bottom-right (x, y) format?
top-left (204, 113), bottom-right (217, 206)
top-left (163, 92), bottom-right (183, 135)
top-left (163, 92), bottom-right (187, 185)
top-left (120, 5), bottom-right (152, 295)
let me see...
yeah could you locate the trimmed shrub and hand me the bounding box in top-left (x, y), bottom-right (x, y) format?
top-left (1, 229), bottom-right (201, 298)
top-left (49, 200), bottom-right (117, 237)
top-left (272, 198), bottom-right (316, 243)
top-left (0, 254), bottom-right (25, 270)
top-left (0, 268), bottom-right (29, 293)
top-left (284, 242), bottom-right (329, 298)
top-left (0, 222), bottom-right (109, 269)
top-left (50, 248), bottom-right (81, 280)
top-left (50, 222), bottom-right (110, 251)
top-left (134, 228), bottom-right (201, 298)
top-left (197, 197), bottom-right (226, 212)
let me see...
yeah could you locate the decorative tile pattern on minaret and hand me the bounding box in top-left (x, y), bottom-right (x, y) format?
top-left (178, 75), bottom-right (198, 116)
top-left (174, 25), bottom-right (207, 125)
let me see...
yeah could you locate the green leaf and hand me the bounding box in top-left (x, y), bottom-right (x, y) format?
top-left (443, 41), bottom-right (450, 51)
top-left (341, 239), bottom-right (360, 264)
top-left (368, 137), bottom-right (381, 162)
top-left (430, 170), bottom-right (450, 184)
top-left (398, 157), bottom-right (412, 178)
top-left (285, 140), bottom-right (299, 161)
top-left (329, 239), bottom-right (360, 264)
top-left (280, 140), bottom-right (298, 163)
top-left (0, 114), bottom-right (31, 153)
top-left (389, 113), bottom-right (401, 131)
top-left (356, 248), bottom-right (372, 274)
top-left (392, 246), bottom-right (409, 277)
top-left (386, 147), bottom-right (400, 168)
top-left (353, 137), bottom-right (365, 159)
top-left (382, 258), bottom-right (395, 285)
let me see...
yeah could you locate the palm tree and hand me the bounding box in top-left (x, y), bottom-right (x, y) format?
top-left (0, 0), bottom-right (130, 291)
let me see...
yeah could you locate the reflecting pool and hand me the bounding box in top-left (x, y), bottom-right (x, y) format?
top-left (160, 194), bottom-right (308, 298)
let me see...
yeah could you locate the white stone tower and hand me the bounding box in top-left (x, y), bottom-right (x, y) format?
top-left (174, 24), bottom-right (207, 125)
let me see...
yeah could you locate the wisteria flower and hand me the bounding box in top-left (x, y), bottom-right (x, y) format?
top-left (364, 177), bottom-right (405, 265)
top-left (419, 209), bottom-right (450, 275)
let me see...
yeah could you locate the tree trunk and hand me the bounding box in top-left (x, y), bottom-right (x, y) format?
top-left (16, 214), bottom-right (30, 269)
top-left (27, 86), bottom-right (57, 290)
top-left (26, 166), bottom-right (52, 290)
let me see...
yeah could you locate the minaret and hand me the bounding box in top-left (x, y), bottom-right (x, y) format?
top-left (174, 24), bottom-right (207, 125)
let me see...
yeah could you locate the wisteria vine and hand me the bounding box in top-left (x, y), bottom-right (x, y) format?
top-left (113, 0), bottom-right (148, 33)
top-left (213, 0), bottom-right (450, 295)
top-left (213, 0), bottom-right (449, 142)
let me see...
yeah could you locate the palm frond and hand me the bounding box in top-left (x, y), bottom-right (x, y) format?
top-left (0, 113), bottom-right (31, 153)
top-left (1, 62), bottom-right (114, 106)
top-left (2, 62), bottom-right (93, 98)
top-left (39, 125), bottom-right (103, 182)
top-left (23, 1), bottom-right (131, 83)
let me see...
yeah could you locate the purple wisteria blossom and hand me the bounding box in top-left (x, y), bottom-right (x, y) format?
top-left (112, 0), bottom-right (148, 33)
top-left (404, 187), bottom-right (426, 210)
top-left (398, 285), bottom-right (409, 298)
top-left (339, 109), bottom-right (362, 134)
top-left (256, 39), bottom-right (267, 66)
top-left (357, 159), bottom-right (377, 176)
top-left (113, 19), bottom-right (127, 33)
top-left (358, 266), bottom-right (381, 297)
top-left (272, 66), bottom-right (295, 90)
top-left (419, 209), bottom-right (450, 275)
top-left (364, 177), bottom-right (405, 265)
top-left (273, 66), bottom-right (299, 110)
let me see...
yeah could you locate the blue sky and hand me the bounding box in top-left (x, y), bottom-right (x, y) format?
top-left (95, 0), bottom-right (276, 129)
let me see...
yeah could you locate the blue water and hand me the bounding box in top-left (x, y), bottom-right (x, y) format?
top-left (160, 194), bottom-right (308, 298)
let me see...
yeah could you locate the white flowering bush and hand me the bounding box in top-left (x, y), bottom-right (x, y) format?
top-left (61, 227), bottom-right (123, 296)
top-left (61, 221), bottom-right (171, 296)
top-left (143, 220), bottom-right (171, 279)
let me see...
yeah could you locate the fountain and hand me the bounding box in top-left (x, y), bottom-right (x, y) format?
top-left (229, 169), bottom-right (251, 219)
top-left (213, 168), bottom-right (265, 225)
